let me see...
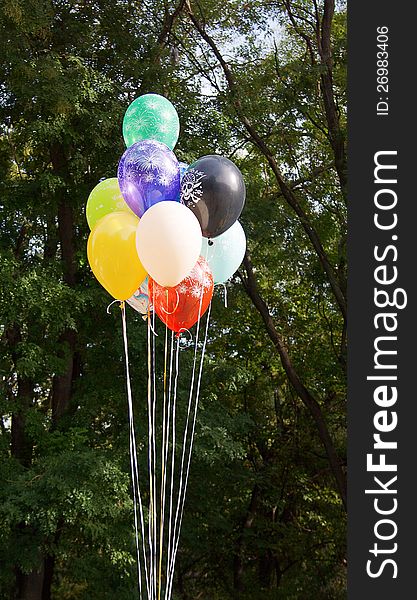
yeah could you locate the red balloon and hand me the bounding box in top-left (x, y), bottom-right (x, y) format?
top-left (149, 256), bottom-right (214, 333)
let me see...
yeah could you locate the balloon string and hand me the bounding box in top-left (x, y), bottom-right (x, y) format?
top-left (120, 302), bottom-right (149, 598)
top-left (160, 290), bottom-right (180, 315)
top-left (215, 282), bottom-right (228, 308)
top-left (147, 306), bottom-right (155, 600)
top-left (167, 329), bottom-right (200, 592)
top-left (168, 302), bottom-right (212, 598)
top-left (106, 298), bottom-right (121, 314)
top-left (176, 328), bottom-right (193, 343)
top-left (152, 287), bottom-right (158, 598)
top-left (158, 320), bottom-right (169, 600)
top-left (165, 335), bottom-right (180, 600)
top-left (161, 331), bottom-right (174, 598)
top-left (148, 318), bottom-right (159, 337)
top-left (166, 264), bottom-right (207, 598)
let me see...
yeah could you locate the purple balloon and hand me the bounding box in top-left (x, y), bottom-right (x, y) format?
top-left (118, 139), bottom-right (180, 217)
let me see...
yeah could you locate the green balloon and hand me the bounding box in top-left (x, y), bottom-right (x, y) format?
top-left (122, 93), bottom-right (180, 150)
top-left (86, 178), bottom-right (133, 230)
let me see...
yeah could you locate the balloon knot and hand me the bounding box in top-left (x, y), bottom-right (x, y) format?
top-left (107, 299), bottom-right (121, 314)
top-left (177, 328), bottom-right (193, 342)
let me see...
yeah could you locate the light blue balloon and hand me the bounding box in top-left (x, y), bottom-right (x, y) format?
top-left (179, 161), bottom-right (189, 180)
top-left (201, 221), bottom-right (246, 284)
top-left (176, 161), bottom-right (189, 201)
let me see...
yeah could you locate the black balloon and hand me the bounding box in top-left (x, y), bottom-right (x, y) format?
top-left (180, 155), bottom-right (245, 238)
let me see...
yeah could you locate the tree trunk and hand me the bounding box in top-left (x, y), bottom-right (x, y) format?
top-left (6, 323), bottom-right (34, 468)
top-left (11, 144), bottom-right (79, 600)
top-left (233, 484), bottom-right (259, 594)
top-left (318, 0), bottom-right (347, 201)
top-left (41, 554), bottom-right (55, 600)
top-left (31, 145), bottom-right (79, 598)
top-left (258, 549), bottom-right (276, 590)
top-left (51, 329), bottom-right (77, 426)
top-left (240, 253), bottom-right (347, 509)
top-left (15, 563), bottom-right (44, 600)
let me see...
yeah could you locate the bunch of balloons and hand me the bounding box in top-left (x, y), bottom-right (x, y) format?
top-left (86, 93), bottom-right (247, 333)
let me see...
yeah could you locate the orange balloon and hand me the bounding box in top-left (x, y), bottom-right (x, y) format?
top-left (149, 257), bottom-right (213, 333)
top-left (87, 212), bottom-right (147, 300)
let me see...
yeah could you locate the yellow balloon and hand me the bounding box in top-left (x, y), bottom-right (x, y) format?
top-left (87, 212), bottom-right (147, 300)
top-left (86, 177), bottom-right (134, 230)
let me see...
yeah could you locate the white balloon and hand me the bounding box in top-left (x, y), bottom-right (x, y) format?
top-left (136, 201), bottom-right (202, 287)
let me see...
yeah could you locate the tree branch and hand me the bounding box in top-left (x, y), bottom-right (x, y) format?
top-left (282, 0), bottom-right (347, 201)
top-left (185, 0), bottom-right (346, 321)
top-left (239, 252), bottom-right (347, 509)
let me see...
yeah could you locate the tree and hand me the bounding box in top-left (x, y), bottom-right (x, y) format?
top-left (0, 0), bottom-right (346, 597)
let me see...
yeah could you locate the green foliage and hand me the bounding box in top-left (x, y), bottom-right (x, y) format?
top-left (1, 0), bottom-right (346, 598)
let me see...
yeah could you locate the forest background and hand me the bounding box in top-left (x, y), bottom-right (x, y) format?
top-left (0, 0), bottom-right (347, 598)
